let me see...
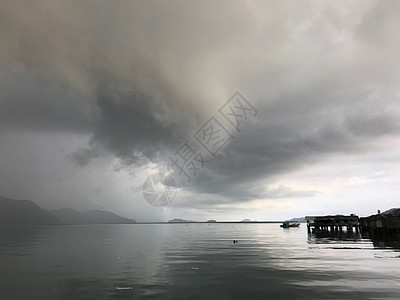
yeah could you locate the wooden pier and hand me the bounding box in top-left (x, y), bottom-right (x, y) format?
top-left (360, 209), bottom-right (400, 239)
top-left (305, 214), bottom-right (360, 234)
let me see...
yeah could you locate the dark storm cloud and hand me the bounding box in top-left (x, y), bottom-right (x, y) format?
top-left (182, 74), bottom-right (400, 202)
top-left (0, 0), bottom-right (399, 210)
top-left (0, 0), bottom-right (214, 164)
top-left (0, 71), bottom-right (93, 133)
top-left (88, 84), bottom-right (186, 164)
top-left (69, 147), bottom-right (100, 168)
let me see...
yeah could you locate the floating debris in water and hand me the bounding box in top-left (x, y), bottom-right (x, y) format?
top-left (115, 287), bottom-right (133, 290)
top-left (192, 267), bottom-right (199, 270)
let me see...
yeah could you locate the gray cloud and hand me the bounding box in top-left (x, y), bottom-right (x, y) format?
top-left (69, 147), bottom-right (101, 168)
top-left (180, 80), bottom-right (400, 202)
top-left (0, 71), bottom-right (93, 133)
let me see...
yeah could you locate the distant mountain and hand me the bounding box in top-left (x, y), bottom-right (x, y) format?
top-left (0, 195), bottom-right (136, 225)
top-left (0, 196), bottom-right (59, 225)
top-left (285, 217), bottom-right (306, 222)
top-left (382, 208), bottom-right (400, 215)
top-left (168, 218), bottom-right (197, 223)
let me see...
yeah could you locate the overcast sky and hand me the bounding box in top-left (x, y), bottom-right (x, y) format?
top-left (1, 0), bottom-right (400, 221)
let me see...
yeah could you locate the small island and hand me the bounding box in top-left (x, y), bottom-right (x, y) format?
top-left (240, 219), bottom-right (258, 223)
top-left (168, 218), bottom-right (197, 223)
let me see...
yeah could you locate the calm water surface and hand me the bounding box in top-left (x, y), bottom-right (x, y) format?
top-left (1, 224), bottom-right (400, 299)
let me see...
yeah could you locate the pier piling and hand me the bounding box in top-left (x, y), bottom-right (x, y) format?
top-left (306, 215), bottom-right (360, 235)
